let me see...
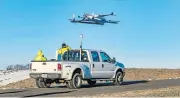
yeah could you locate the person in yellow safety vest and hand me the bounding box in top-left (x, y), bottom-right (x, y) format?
top-left (57, 43), bottom-right (72, 60)
top-left (34, 49), bottom-right (47, 61)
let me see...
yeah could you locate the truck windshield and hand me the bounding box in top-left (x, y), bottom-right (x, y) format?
top-left (62, 50), bottom-right (89, 62)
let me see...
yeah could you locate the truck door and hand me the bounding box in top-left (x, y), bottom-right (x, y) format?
top-left (99, 52), bottom-right (115, 78)
top-left (90, 51), bottom-right (103, 78)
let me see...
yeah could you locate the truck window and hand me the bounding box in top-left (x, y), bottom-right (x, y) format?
top-left (82, 51), bottom-right (89, 62)
top-left (91, 51), bottom-right (100, 62)
top-left (62, 50), bottom-right (89, 62)
top-left (100, 52), bottom-right (111, 62)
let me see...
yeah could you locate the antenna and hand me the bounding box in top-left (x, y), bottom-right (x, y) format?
top-left (80, 33), bottom-right (83, 61)
top-left (80, 33), bottom-right (83, 48)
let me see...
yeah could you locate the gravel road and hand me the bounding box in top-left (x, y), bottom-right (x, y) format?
top-left (0, 79), bottom-right (180, 97)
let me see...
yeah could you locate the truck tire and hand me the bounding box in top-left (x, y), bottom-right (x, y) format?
top-left (41, 79), bottom-right (51, 88)
top-left (41, 82), bottom-right (51, 88)
top-left (87, 79), bottom-right (96, 86)
top-left (36, 78), bottom-right (51, 88)
top-left (36, 78), bottom-right (42, 88)
top-left (36, 78), bottom-right (45, 88)
top-left (67, 73), bottom-right (82, 89)
top-left (66, 81), bottom-right (72, 89)
top-left (113, 71), bottom-right (123, 86)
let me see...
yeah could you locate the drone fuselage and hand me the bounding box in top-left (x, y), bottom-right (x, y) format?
top-left (69, 12), bottom-right (119, 25)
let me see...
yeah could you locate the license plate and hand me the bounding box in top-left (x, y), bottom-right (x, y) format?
top-left (41, 74), bottom-right (47, 78)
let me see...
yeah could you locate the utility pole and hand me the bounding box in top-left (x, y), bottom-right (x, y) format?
top-left (80, 34), bottom-right (83, 61)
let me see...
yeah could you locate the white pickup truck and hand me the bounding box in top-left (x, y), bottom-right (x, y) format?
top-left (29, 49), bottom-right (125, 89)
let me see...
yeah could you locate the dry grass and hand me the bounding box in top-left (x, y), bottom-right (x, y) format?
top-left (94, 86), bottom-right (180, 97)
top-left (0, 68), bottom-right (180, 89)
top-left (0, 78), bottom-right (36, 89)
top-left (124, 68), bottom-right (180, 80)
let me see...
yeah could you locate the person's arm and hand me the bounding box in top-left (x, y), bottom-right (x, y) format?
top-left (67, 46), bottom-right (72, 50)
top-left (58, 48), bottom-right (62, 54)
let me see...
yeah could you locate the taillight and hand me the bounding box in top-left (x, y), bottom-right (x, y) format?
top-left (57, 63), bottom-right (62, 71)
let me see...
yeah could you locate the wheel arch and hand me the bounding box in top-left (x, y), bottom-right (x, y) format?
top-left (66, 67), bottom-right (83, 80)
top-left (66, 64), bottom-right (91, 80)
top-left (116, 68), bottom-right (123, 74)
top-left (71, 66), bottom-right (91, 80)
top-left (72, 68), bottom-right (82, 76)
top-left (113, 67), bottom-right (124, 79)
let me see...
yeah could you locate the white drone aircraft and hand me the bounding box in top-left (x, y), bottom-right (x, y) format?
top-left (69, 12), bottom-right (120, 25)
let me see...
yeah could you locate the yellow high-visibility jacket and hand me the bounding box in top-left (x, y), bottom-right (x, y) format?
top-left (58, 46), bottom-right (72, 55)
top-left (34, 50), bottom-right (47, 61)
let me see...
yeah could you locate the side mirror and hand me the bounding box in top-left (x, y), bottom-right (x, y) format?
top-left (113, 57), bottom-right (116, 61)
top-left (111, 57), bottom-right (116, 63)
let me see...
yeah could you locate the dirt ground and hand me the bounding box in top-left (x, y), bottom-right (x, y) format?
top-left (0, 68), bottom-right (180, 89)
top-left (124, 68), bottom-right (180, 80)
top-left (93, 86), bottom-right (180, 97)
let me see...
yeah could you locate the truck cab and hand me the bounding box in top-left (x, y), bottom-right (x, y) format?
top-left (30, 49), bottom-right (125, 89)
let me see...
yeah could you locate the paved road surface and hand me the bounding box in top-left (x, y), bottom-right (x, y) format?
top-left (0, 79), bottom-right (180, 97)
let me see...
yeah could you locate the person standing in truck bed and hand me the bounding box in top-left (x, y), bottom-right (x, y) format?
top-left (57, 43), bottom-right (72, 60)
top-left (34, 49), bottom-right (47, 61)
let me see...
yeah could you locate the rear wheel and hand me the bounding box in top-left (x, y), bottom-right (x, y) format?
top-left (66, 73), bottom-right (82, 89)
top-left (87, 79), bottom-right (96, 86)
top-left (36, 78), bottom-right (42, 88)
top-left (66, 81), bottom-right (72, 88)
top-left (36, 78), bottom-right (51, 88)
top-left (113, 71), bottom-right (123, 85)
top-left (42, 79), bottom-right (51, 88)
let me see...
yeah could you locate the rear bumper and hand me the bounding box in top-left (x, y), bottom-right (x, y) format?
top-left (29, 73), bottom-right (61, 79)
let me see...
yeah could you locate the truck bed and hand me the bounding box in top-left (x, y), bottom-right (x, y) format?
top-left (31, 61), bottom-right (61, 73)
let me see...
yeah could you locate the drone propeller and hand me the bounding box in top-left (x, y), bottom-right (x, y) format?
top-left (92, 11), bottom-right (95, 19)
top-left (83, 13), bottom-right (87, 16)
top-left (111, 12), bottom-right (116, 16)
top-left (92, 12), bottom-right (95, 16)
top-left (69, 13), bottom-right (76, 21)
top-left (73, 13), bottom-right (75, 19)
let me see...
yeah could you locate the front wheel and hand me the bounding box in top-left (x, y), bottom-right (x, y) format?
top-left (66, 73), bottom-right (82, 89)
top-left (113, 71), bottom-right (123, 86)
